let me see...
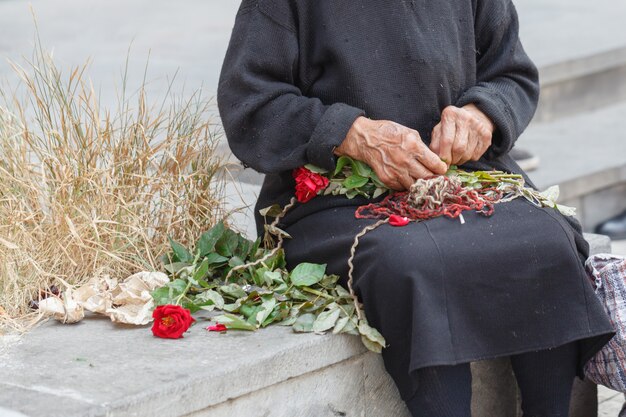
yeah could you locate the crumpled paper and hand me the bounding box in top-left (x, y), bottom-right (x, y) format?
top-left (38, 272), bottom-right (169, 325)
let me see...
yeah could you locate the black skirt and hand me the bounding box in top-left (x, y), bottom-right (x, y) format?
top-left (281, 197), bottom-right (614, 400)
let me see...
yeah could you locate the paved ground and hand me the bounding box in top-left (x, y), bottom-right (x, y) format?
top-left (2, 0), bottom-right (626, 105)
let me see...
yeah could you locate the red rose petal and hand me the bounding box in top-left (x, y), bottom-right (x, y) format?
top-left (388, 215), bottom-right (410, 227)
top-left (293, 167), bottom-right (330, 203)
top-left (207, 323), bottom-right (228, 332)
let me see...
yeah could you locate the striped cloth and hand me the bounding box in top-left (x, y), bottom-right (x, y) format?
top-left (585, 254), bottom-right (626, 392)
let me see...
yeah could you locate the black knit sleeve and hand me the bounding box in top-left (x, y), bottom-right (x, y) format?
top-left (456, 0), bottom-right (539, 159)
top-left (217, 2), bottom-right (365, 174)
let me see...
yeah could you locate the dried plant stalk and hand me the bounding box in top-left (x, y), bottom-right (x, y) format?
top-left (0, 45), bottom-right (226, 331)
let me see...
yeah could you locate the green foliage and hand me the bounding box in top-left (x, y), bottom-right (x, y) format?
top-left (152, 221), bottom-right (386, 353)
top-left (321, 156), bottom-right (389, 200)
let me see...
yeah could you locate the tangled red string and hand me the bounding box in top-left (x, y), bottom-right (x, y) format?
top-left (355, 176), bottom-right (502, 221)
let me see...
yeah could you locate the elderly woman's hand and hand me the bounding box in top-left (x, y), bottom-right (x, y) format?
top-left (335, 117), bottom-right (448, 191)
top-left (429, 104), bottom-right (495, 166)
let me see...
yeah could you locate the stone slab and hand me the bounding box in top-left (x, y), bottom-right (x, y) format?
top-left (0, 313), bottom-right (368, 417)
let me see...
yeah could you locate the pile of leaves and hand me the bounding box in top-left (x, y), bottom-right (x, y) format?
top-left (151, 222), bottom-right (386, 353)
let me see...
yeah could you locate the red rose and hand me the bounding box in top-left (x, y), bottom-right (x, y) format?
top-left (206, 323), bottom-right (227, 332)
top-left (151, 305), bottom-right (195, 339)
top-left (293, 167), bottom-right (329, 203)
top-left (389, 215), bottom-right (410, 227)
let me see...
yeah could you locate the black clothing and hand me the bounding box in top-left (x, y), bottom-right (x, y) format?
top-left (406, 343), bottom-right (578, 417)
top-left (218, 0), bottom-right (614, 401)
top-left (282, 203), bottom-right (612, 399)
top-left (218, 0), bottom-right (541, 231)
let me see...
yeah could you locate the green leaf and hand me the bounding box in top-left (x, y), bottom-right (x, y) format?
top-left (222, 300), bottom-right (242, 312)
top-left (342, 175), bottom-right (369, 190)
top-left (373, 187), bottom-right (387, 199)
top-left (204, 252), bottom-right (229, 265)
top-left (304, 164), bottom-right (329, 174)
top-left (370, 172), bottom-right (387, 189)
top-left (345, 189), bottom-right (361, 199)
top-left (249, 238), bottom-right (262, 261)
top-left (335, 285), bottom-right (352, 299)
top-left (151, 287), bottom-right (171, 306)
top-left (228, 256), bottom-right (245, 268)
top-left (333, 316), bottom-right (350, 334)
top-left (168, 236), bottom-right (192, 263)
top-left (290, 263), bottom-right (327, 286)
top-left (292, 313), bottom-right (316, 332)
top-left (312, 307), bottom-right (341, 333)
top-left (255, 296), bottom-right (277, 326)
top-left (163, 262), bottom-right (191, 275)
top-left (358, 321), bottom-right (387, 348)
top-left (192, 259), bottom-right (210, 284)
top-left (333, 156), bottom-right (352, 176)
top-left (264, 249), bottom-right (286, 270)
top-left (215, 229), bottom-right (239, 257)
top-left (170, 279), bottom-right (188, 295)
top-left (279, 316), bottom-right (298, 326)
top-left (263, 270), bottom-right (283, 286)
top-left (235, 237), bottom-right (253, 260)
top-left (213, 313), bottom-right (257, 331)
top-left (334, 316), bottom-right (358, 335)
top-left (196, 222), bottom-right (225, 256)
top-left (350, 159), bottom-right (373, 178)
top-left (361, 335), bottom-right (384, 353)
top-left (196, 289), bottom-right (224, 309)
top-left (318, 274), bottom-right (339, 288)
top-left (220, 283), bottom-right (247, 299)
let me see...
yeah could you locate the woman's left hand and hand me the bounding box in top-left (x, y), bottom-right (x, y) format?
top-left (429, 104), bottom-right (495, 166)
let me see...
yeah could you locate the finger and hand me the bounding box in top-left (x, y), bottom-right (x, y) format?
top-left (468, 131), bottom-right (483, 162)
top-left (406, 156), bottom-right (438, 182)
top-left (398, 171), bottom-right (416, 191)
top-left (430, 123), bottom-right (442, 154)
top-left (416, 142), bottom-right (448, 175)
top-left (471, 126), bottom-right (493, 161)
top-left (451, 118), bottom-right (470, 165)
top-left (438, 113), bottom-right (456, 165)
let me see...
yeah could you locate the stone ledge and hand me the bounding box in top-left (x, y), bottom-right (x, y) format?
top-left (0, 234), bottom-right (610, 417)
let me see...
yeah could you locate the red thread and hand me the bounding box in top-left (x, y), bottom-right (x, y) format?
top-left (355, 176), bottom-right (501, 222)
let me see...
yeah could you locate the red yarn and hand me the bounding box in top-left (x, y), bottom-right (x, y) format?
top-left (355, 176), bottom-right (501, 222)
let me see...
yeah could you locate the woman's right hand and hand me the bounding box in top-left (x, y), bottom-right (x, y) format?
top-left (334, 117), bottom-right (448, 191)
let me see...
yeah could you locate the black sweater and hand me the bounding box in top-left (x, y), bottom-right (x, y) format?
top-left (218, 0), bottom-right (540, 230)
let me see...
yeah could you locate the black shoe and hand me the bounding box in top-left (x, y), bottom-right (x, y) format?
top-left (596, 210), bottom-right (626, 240)
top-left (510, 148), bottom-right (540, 172)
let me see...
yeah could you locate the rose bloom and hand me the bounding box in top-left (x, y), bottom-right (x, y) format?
top-left (293, 167), bottom-right (329, 203)
top-left (151, 305), bottom-right (195, 339)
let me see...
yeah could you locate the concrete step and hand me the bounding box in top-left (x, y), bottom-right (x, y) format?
top-left (516, 0), bottom-right (626, 121)
top-left (0, 234), bottom-right (611, 417)
top-left (535, 46), bottom-right (626, 122)
top-left (521, 101), bottom-right (626, 232)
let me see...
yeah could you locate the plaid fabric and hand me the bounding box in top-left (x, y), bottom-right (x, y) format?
top-left (585, 254), bottom-right (626, 392)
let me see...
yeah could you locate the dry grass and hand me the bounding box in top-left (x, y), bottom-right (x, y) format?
top-left (0, 42), bottom-right (226, 332)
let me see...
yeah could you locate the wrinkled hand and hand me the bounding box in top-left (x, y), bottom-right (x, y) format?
top-left (430, 104), bottom-right (495, 166)
top-left (335, 117), bottom-right (447, 191)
